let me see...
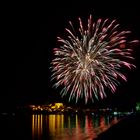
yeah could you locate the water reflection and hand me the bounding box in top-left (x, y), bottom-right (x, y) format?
top-left (48, 115), bottom-right (64, 136)
top-left (32, 114), bottom-right (43, 139)
top-left (32, 114), bottom-right (121, 140)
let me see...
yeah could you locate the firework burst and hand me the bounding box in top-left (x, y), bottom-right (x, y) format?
top-left (51, 15), bottom-right (138, 103)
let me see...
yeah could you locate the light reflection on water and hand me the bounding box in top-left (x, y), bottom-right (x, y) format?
top-left (32, 114), bottom-right (121, 140)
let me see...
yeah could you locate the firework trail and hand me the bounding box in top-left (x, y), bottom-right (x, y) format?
top-left (51, 15), bottom-right (139, 103)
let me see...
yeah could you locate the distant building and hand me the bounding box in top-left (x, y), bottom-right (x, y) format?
top-left (54, 103), bottom-right (64, 109)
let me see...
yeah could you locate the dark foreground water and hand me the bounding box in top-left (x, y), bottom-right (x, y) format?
top-left (1, 113), bottom-right (123, 140)
top-left (94, 113), bottom-right (140, 140)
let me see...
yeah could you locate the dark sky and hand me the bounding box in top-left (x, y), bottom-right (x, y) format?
top-left (2, 1), bottom-right (140, 110)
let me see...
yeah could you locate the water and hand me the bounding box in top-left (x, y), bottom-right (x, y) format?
top-left (1, 113), bottom-right (122, 140)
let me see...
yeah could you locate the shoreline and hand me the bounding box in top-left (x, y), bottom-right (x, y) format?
top-left (94, 112), bottom-right (140, 140)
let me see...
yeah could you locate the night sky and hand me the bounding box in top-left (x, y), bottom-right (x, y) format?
top-left (2, 1), bottom-right (140, 110)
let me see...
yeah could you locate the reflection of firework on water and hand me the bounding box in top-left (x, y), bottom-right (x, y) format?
top-left (51, 15), bottom-right (138, 103)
